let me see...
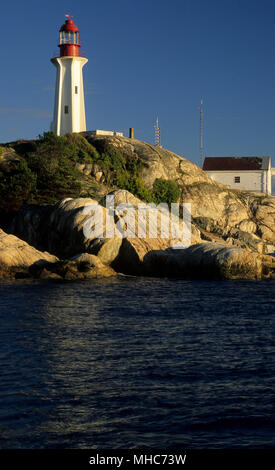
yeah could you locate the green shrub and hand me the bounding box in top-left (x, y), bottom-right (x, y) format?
top-left (34, 132), bottom-right (99, 164)
top-left (152, 178), bottom-right (180, 204)
top-left (115, 174), bottom-right (153, 202)
top-left (63, 132), bottom-right (99, 162)
top-left (0, 159), bottom-right (37, 211)
top-left (25, 132), bottom-right (81, 202)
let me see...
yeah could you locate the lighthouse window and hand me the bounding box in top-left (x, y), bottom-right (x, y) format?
top-left (64, 105), bottom-right (69, 114)
top-left (75, 86), bottom-right (78, 94)
top-left (234, 176), bottom-right (240, 183)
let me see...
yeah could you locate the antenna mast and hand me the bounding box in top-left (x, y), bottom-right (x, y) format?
top-left (154, 116), bottom-right (161, 146)
top-left (200, 99), bottom-right (203, 168)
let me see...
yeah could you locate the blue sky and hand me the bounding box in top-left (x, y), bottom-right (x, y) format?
top-left (1, 0), bottom-right (275, 166)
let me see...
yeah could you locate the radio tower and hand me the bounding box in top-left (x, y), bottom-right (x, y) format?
top-left (154, 116), bottom-right (161, 146)
top-left (200, 99), bottom-right (204, 168)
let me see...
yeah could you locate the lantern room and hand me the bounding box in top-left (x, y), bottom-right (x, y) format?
top-left (59, 18), bottom-right (80, 57)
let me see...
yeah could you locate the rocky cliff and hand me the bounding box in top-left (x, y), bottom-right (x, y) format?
top-left (79, 135), bottom-right (275, 254)
top-left (9, 188), bottom-right (275, 280)
top-left (0, 135), bottom-right (274, 280)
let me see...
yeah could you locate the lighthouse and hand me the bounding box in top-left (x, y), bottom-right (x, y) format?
top-left (50, 16), bottom-right (88, 136)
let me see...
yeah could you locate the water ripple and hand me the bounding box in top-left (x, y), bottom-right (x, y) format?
top-left (0, 278), bottom-right (274, 448)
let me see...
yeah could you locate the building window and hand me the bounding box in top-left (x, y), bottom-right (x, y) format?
top-left (64, 105), bottom-right (69, 114)
top-left (234, 176), bottom-right (240, 183)
top-left (75, 86), bottom-right (78, 94)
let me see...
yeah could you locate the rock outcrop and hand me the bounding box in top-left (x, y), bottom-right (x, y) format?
top-left (0, 147), bottom-right (21, 170)
top-left (10, 190), bottom-right (197, 275)
top-left (0, 227), bottom-right (116, 280)
top-left (30, 253), bottom-right (117, 280)
top-left (83, 134), bottom-right (213, 188)
top-left (11, 197), bottom-right (123, 264)
top-left (0, 228), bottom-right (58, 279)
top-left (2, 135), bottom-right (274, 281)
top-left (143, 243), bottom-right (275, 280)
top-left (104, 189), bottom-right (200, 274)
top-left (83, 135), bottom-right (275, 253)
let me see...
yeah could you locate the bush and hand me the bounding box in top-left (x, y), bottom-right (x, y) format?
top-left (12, 140), bottom-right (38, 156)
top-left (152, 178), bottom-right (180, 204)
top-left (25, 132), bottom-right (81, 202)
top-left (0, 159), bottom-right (37, 212)
top-left (115, 174), bottom-right (153, 202)
top-left (63, 133), bottom-right (99, 162)
top-left (34, 132), bottom-right (99, 164)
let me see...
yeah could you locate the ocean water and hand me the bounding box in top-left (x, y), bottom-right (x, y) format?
top-left (0, 277), bottom-right (274, 449)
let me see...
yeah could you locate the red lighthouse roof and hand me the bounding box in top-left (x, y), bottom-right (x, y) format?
top-left (59, 18), bottom-right (79, 33)
top-left (58, 16), bottom-right (81, 57)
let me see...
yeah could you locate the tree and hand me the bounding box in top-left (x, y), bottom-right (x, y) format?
top-left (0, 160), bottom-right (37, 212)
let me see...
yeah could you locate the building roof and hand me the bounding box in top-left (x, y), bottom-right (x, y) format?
top-left (203, 156), bottom-right (270, 171)
top-left (60, 19), bottom-right (79, 33)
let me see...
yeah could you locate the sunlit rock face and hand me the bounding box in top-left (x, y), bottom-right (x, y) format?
top-left (4, 135), bottom-right (274, 280)
top-left (142, 243), bottom-right (275, 280)
top-left (0, 228), bottom-right (58, 279)
top-left (84, 135), bottom-right (275, 249)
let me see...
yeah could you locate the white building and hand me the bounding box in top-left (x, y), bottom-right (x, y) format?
top-left (87, 130), bottom-right (124, 137)
top-left (203, 156), bottom-right (272, 195)
top-left (50, 17), bottom-right (88, 136)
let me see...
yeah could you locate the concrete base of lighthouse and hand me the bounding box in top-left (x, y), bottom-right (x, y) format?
top-left (50, 56), bottom-right (88, 136)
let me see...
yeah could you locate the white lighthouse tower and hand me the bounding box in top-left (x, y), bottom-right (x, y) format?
top-left (50, 16), bottom-right (88, 136)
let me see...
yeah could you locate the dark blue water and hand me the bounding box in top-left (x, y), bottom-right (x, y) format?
top-left (0, 277), bottom-right (274, 449)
